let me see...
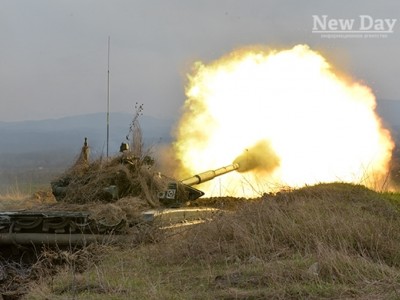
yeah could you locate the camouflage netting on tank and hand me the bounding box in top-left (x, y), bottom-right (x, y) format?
top-left (51, 149), bottom-right (167, 208)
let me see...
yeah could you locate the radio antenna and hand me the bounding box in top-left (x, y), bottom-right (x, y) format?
top-left (106, 36), bottom-right (111, 158)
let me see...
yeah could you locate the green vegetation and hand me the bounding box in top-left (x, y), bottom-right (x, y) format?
top-left (20, 182), bottom-right (400, 299)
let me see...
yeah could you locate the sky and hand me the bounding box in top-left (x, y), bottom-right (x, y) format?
top-left (1, 0), bottom-right (399, 122)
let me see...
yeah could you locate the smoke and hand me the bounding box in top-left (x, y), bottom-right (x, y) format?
top-left (233, 140), bottom-right (280, 173)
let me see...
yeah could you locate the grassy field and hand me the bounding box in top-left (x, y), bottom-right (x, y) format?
top-left (7, 182), bottom-right (398, 299)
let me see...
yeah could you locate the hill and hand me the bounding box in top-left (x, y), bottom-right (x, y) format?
top-left (0, 99), bottom-right (398, 155)
top-left (0, 112), bottom-right (174, 191)
top-left (0, 99), bottom-right (399, 192)
top-left (0, 112), bottom-right (174, 155)
top-left (376, 99), bottom-right (400, 129)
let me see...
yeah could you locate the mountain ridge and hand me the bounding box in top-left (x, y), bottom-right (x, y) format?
top-left (0, 112), bottom-right (175, 155)
top-left (0, 99), bottom-right (398, 174)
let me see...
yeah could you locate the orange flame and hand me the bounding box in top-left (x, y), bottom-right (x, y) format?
top-left (172, 45), bottom-right (394, 196)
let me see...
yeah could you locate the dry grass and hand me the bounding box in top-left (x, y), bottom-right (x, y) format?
top-left (0, 188), bottom-right (55, 210)
top-left (165, 185), bottom-right (400, 262)
top-left (52, 155), bottom-right (166, 206)
top-left (21, 182), bottom-right (400, 299)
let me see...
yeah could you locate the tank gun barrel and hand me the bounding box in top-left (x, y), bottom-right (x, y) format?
top-left (159, 163), bottom-right (240, 207)
top-left (181, 163), bottom-right (240, 186)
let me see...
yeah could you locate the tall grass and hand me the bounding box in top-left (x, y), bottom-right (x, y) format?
top-left (24, 183), bottom-right (400, 299)
top-left (159, 183), bottom-right (399, 262)
top-left (148, 183), bottom-right (400, 298)
top-left (0, 182), bottom-right (55, 210)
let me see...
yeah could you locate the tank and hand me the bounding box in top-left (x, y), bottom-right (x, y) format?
top-left (158, 163), bottom-right (240, 207)
top-left (0, 163), bottom-right (239, 245)
top-left (0, 136), bottom-right (240, 245)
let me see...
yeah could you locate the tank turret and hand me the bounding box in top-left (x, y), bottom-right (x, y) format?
top-left (158, 163), bottom-right (240, 207)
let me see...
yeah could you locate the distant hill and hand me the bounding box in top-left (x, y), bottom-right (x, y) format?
top-left (0, 100), bottom-right (399, 190)
top-left (0, 99), bottom-right (398, 157)
top-left (376, 99), bottom-right (400, 127)
top-left (0, 113), bottom-right (174, 188)
top-left (376, 99), bottom-right (400, 141)
top-left (0, 112), bottom-right (174, 156)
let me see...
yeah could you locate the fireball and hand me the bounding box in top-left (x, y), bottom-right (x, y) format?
top-left (172, 45), bottom-right (394, 197)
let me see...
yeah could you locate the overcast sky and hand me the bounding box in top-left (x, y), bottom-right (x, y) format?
top-left (1, 0), bottom-right (399, 122)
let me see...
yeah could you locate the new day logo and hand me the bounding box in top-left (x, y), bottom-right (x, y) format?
top-left (312, 15), bottom-right (397, 38)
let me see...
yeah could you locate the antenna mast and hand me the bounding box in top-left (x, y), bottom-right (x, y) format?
top-left (106, 36), bottom-right (110, 158)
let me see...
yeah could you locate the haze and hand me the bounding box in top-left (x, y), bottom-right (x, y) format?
top-left (1, 0), bottom-right (399, 122)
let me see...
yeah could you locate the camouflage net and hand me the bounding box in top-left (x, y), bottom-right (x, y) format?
top-left (51, 142), bottom-right (167, 209)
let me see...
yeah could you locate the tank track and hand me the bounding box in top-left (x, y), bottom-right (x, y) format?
top-left (0, 211), bottom-right (125, 235)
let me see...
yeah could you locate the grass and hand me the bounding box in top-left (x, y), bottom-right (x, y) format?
top-left (0, 184), bottom-right (55, 210)
top-left (10, 182), bottom-right (400, 299)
